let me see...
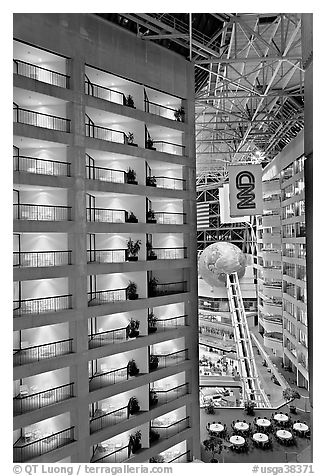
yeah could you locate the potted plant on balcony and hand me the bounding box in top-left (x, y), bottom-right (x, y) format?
top-left (149, 428), bottom-right (160, 444)
top-left (174, 106), bottom-right (185, 122)
top-left (128, 396), bottom-right (140, 415)
top-left (146, 175), bottom-right (157, 187)
top-left (149, 389), bottom-right (158, 407)
top-left (148, 277), bottom-right (159, 297)
top-left (146, 241), bottom-right (157, 260)
top-left (203, 436), bottom-right (223, 463)
top-left (127, 359), bottom-right (140, 377)
top-left (244, 400), bottom-right (255, 416)
top-left (126, 167), bottom-right (138, 184)
top-left (126, 94), bottom-right (135, 108)
top-left (146, 209), bottom-right (156, 224)
top-left (283, 387), bottom-right (301, 414)
top-left (148, 311), bottom-right (158, 333)
top-left (146, 138), bottom-right (156, 150)
top-left (126, 238), bottom-right (141, 261)
top-left (127, 318), bottom-right (140, 338)
top-left (126, 281), bottom-right (138, 300)
top-left (129, 430), bottom-right (142, 454)
top-left (149, 455), bottom-right (165, 463)
top-left (127, 132), bottom-right (138, 147)
top-left (126, 211), bottom-right (138, 223)
top-left (149, 354), bottom-right (160, 371)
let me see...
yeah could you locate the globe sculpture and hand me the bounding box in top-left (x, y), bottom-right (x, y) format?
top-left (198, 241), bottom-right (246, 288)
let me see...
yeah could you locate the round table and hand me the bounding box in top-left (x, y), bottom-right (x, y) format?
top-left (210, 423), bottom-right (224, 434)
top-left (256, 418), bottom-right (271, 428)
top-left (274, 413), bottom-right (289, 423)
top-left (276, 429), bottom-right (292, 440)
top-left (253, 433), bottom-right (268, 443)
top-left (234, 421), bottom-right (249, 431)
top-left (230, 435), bottom-right (245, 446)
top-left (293, 422), bottom-right (309, 432)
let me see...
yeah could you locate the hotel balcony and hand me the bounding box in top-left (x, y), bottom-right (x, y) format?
top-left (261, 283), bottom-right (282, 299)
top-left (14, 204), bottom-right (71, 221)
top-left (14, 155), bottom-right (71, 177)
top-left (149, 315), bottom-right (188, 334)
top-left (150, 349), bottom-right (188, 371)
top-left (13, 89), bottom-right (70, 133)
top-left (13, 294), bottom-right (72, 317)
top-left (13, 383), bottom-right (74, 416)
top-left (146, 161), bottom-right (185, 191)
top-left (88, 287), bottom-right (127, 306)
top-left (260, 299), bottom-right (282, 315)
top-left (147, 247), bottom-right (186, 261)
top-left (262, 266), bottom-right (282, 280)
top-left (87, 248), bottom-right (127, 264)
top-left (92, 444), bottom-right (130, 464)
top-left (147, 211), bottom-right (186, 225)
top-left (160, 449), bottom-right (191, 463)
top-left (146, 175), bottom-right (185, 191)
top-left (86, 207), bottom-right (130, 223)
top-left (261, 214), bottom-right (281, 227)
top-left (148, 278), bottom-right (187, 298)
top-left (14, 40), bottom-right (69, 88)
top-left (88, 326), bottom-right (129, 348)
top-left (13, 426), bottom-right (75, 463)
top-left (90, 405), bottom-right (130, 434)
top-left (146, 125), bottom-right (185, 156)
top-left (89, 366), bottom-right (129, 392)
top-left (150, 383), bottom-right (189, 409)
top-left (86, 163), bottom-right (126, 184)
top-left (88, 271), bottom-right (146, 306)
top-left (150, 141), bottom-right (185, 156)
top-left (13, 338), bottom-right (73, 367)
top-left (258, 315), bottom-right (282, 334)
top-left (150, 416), bottom-right (190, 440)
top-left (14, 250), bottom-right (72, 268)
top-left (263, 332), bottom-right (283, 353)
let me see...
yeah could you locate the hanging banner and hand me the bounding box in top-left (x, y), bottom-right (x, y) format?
top-left (219, 184), bottom-right (249, 223)
top-left (228, 164), bottom-right (263, 217)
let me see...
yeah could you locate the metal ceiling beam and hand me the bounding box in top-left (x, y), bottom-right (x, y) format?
top-left (195, 54), bottom-right (302, 64)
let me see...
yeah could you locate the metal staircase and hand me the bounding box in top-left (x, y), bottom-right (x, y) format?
top-left (226, 272), bottom-right (271, 408)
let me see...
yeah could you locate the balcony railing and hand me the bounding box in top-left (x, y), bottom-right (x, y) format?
top-left (87, 249), bottom-right (126, 264)
top-left (151, 349), bottom-right (188, 370)
top-left (86, 208), bottom-right (127, 223)
top-left (14, 59), bottom-right (70, 88)
top-left (13, 383), bottom-right (74, 416)
top-left (155, 176), bottom-right (185, 190)
top-left (14, 204), bottom-right (72, 221)
top-left (150, 247), bottom-right (186, 260)
top-left (156, 315), bottom-right (188, 331)
top-left (13, 426), bottom-right (75, 463)
top-left (88, 327), bottom-right (128, 348)
top-left (86, 164), bottom-right (126, 183)
top-left (89, 366), bottom-right (128, 391)
top-left (152, 141), bottom-right (185, 156)
top-left (151, 416), bottom-right (190, 439)
top-left (13, 294), bottom-right (72, 317)
top-left (144, 100), bottom-right (176, 120)
top-left (167, 449), bottom-right (191, 463)
top-left (13, 338), bottom-right (73, 366)
top-left (14, 105), bottom-right (70, 132)
top-left (90, 405), bottom-right (129, 434)
top-left (149, 281), bottom-right (187, 297)
top-left (85, 80), bottom-right (125, 105)
top-left (13, 155), bottom-right (71, 177)
top-left (152, 383), bottom-right (189, 405)
top-left (88, 288), bottom-right (127, 306)
top-left (155, 212), bottom-right (185, 225)
top-left (13, 251), bottom-right (72, 268)
top-left (85, 123), bottom-right (127, 144)
top-left (92, 444), bottom-right (129, 463)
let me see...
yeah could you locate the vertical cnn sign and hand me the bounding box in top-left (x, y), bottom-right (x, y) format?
top-left (228, 164), bottom-right (263, 216)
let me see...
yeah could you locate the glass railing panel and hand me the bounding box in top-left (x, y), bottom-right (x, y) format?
top-left (13, 294), bottom-right (72, 317)
top-left (14, 156), bottom-right (71, 176)
top-left (13, 383), bottom-right (74, 416)
top-left (13, 204), bottom-right (71, 221)
top-left (14, 59), bottom-right (69, 88)
top-left (13, 338), bottom-right (73, 366)
top-left (13, 251), bottom-right (72, 268)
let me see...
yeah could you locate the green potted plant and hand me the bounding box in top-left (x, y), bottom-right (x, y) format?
top-left (283, 387), bottom-right (301, 413)
top-left (149, 354), bottom-right (160, 371)
top-left (149, 428), bottom-right (160, 444)
top-left (125, 94), bottom-right (135, 108)
top-left (126, 211), bottom-right (138, 223)
top-left (146, 175), bottom-right (157, 187)
top-left (126, 281), bottom-right (138, 300)
top-left (127, 359), bottom-right (140, 377)
top-left (244, 400), bottom-right (255, 415)
top-left (127, 132), bottom-right (138, 146)
top-left (148, 277), bottom-right (159, 297)
top-left (126, 167), bottom-right (138, 184)
top-left (146, 138), bottom-right (156, 150)
top-left (149, 455), bottom-right (165, 463)
top-left (129, 429), bottom-right (142, 453)
top-left (146, 209), bottom-right (156, 223)
top-left (126, 238), bottom-right (141, 261)
top-left (127, 318), bottom-right (140, 338)
top-left (174, 106), bottom-right (185, 122)
top-left (148, 311), bottom-right (158, 333)
top-left (146, 241), bottom-right (157, 260)
top-left (128, 396), bottom-right (140, 415)
top-left (149, 389), bottom-right (158, 407)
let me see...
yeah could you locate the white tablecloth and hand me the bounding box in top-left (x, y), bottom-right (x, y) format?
top-left (210, 423), bottom-right (224, 433)
top-left (230, 435), bottom-right (245, 446)
top-left (274, 413), bottom-right (289, 422)
top-left (276, 430), bottom-right (292, 440)
top-left (293, 422), bottom-right (308, 432)
top-left (256, 418), bottom-right (271, 427)
top-left (234, 421), bottom-right (249, 431)
top-left (253, 433), bottom-right (268, 443)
